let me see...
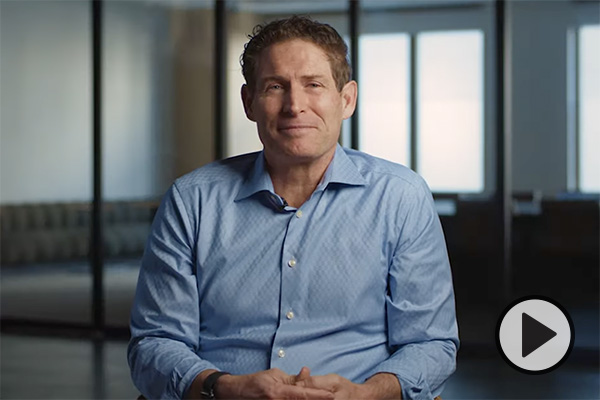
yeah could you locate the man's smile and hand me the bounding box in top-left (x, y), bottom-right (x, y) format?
top-left (277, 124), bottom-right (318, 134)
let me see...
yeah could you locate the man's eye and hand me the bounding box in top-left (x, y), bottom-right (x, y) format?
top-left (308, 83), bottom-right (321, 88)
top-left (267, 84), bottom-right (282, 91)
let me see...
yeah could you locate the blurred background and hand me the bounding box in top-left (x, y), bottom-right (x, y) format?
top-left (0, 0), bottom-right (598, 398)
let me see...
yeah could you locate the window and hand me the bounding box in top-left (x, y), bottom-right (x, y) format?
top-left (359, 30), bottom-right (484, 193)
top-left (359, 34), bottom-right (411, 166)
top-left (417, 30), bottom-right (484, 193)
top-left (578, 25), bottom-right (600, 193)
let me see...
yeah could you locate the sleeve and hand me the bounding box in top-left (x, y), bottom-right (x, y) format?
top-left (127, 183), bottom-right (218, 399)
top-left (369, 178), bottom-right (460, 400)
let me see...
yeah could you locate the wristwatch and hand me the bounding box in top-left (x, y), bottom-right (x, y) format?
top-left (200, 371), bottom-right (230, 399)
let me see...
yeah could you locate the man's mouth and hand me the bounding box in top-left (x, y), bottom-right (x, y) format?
top-left (278, 125), bottom-right (316, 132)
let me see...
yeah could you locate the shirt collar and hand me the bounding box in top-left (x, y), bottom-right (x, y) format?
top-left (319, 144), bottom-right (368, 189)
top-left (235, 152), bottom-right (274, 202)
top-left (234, 144), bottom-right (367, 202)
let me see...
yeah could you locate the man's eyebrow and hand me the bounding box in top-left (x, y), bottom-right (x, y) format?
top-left (259, 75), bottom-right (286, 83)
top-left (259, 74), bottom-right (328, 83)
top-left (301, 74), bottom-right (327, 81)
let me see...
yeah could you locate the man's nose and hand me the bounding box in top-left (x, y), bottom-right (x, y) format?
top-left (282, 85), bottom-right (306, 115)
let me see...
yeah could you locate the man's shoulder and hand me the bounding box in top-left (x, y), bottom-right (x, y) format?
top-left (174, 151), bottom-right (260, 190)
top-left (342, 148), bottom-right (426, 190)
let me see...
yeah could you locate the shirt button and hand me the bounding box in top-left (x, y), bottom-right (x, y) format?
top-left (286, 311), bottom-right (294, 320)
top-left (288, 259), bottom-right (296, 268)
top-left (278, 349), bottom-right (285, 358)
top-left (295, 210), bottom-right (303, 218)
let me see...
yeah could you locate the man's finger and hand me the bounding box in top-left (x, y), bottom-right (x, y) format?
top-left (277, 384), bottom-right (334, 400)
top-left (295, 374), bottom-right (340, 391)
top-left (293, 366), bottom-right (311, 383)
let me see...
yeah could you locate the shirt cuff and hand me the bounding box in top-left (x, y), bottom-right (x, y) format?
top-left (370, 362), bottom-right (433, 400)
top-left (172, 359), bottom-right (219, 399)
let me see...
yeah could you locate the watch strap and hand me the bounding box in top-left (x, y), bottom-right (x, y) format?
top-left (200, 371), bottom-right (230, 399)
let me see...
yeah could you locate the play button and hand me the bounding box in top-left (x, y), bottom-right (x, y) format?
top-left (522, 312), bottom-right (556, 357)
top-left (496, 296), bottom-right (574, 374)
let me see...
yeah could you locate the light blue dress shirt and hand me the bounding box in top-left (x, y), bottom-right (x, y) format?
top-left (128, 145), bottom-right (459, 400)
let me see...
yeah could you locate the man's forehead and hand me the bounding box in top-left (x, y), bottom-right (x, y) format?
top-left (254, 40), bottom-right (334, 79)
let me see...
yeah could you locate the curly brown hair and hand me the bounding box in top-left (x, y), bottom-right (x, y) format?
top-left (241, 15), bottom-right (351, 92)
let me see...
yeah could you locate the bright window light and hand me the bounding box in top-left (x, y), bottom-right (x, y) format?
top-left (359, 34), bottom-right (411, 166)
top-left (416, 30), bottom-right (484, 193)
top-left (578, 25), bottom-right (600, 193)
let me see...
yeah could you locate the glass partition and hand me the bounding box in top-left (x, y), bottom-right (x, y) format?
top-left (102, 0), bottom-right (215, 328)
top-left (0, 0), bottom-right (93, 325)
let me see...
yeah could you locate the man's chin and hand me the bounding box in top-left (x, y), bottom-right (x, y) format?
top-left (272, 147), bottom-right (335, 167)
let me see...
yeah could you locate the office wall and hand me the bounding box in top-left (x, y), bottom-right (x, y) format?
top-left (1, 1), bottom-right (594, 203)
top-left (171, 7), bottom-right (216, 177)
top-left (0, 0), bottom-right (92, 204)
top-left (226, 11), bottom-right (263, 158)
top-left (508, 0), bottom-right (574, 196)
top-left (103, 1), bottom-right (174, 201)
top-left (0, 1), bottom-right (179, 204)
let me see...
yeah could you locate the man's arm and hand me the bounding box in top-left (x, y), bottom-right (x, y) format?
top-left (299, 177), bottom-right (458, 400)
top-left (368, 178), bottom-right (459, 399)
top-left (128, 184), bottom-right (217, 399)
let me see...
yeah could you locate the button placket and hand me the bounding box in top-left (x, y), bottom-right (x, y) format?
top-left (271, 199), bottom-right (312, 369)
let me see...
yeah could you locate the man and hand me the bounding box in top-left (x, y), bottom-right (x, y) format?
top-left (128, 16), bottom-right (458, 400)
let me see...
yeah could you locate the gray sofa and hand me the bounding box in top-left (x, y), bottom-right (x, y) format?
top-left (0, 201), bottom-right (159, 265)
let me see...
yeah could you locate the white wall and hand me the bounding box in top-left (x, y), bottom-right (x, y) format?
top-left (226, 12), bottom-right (263, 158)
top-left (0, 0), bottom-right (92, 203)
top-left (0, 0), bottom-right (175, 204)
top-left (103, 1), bottom-right (173, 201)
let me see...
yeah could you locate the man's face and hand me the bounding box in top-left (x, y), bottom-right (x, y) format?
top-left (242, 39), bottom-right (357, 168)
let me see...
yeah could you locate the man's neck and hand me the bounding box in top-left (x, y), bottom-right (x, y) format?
top-left (265, 152), bottom-right (335, 208)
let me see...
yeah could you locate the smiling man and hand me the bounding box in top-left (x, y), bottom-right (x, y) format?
top-left (128, 16), bottom-right (458, 400)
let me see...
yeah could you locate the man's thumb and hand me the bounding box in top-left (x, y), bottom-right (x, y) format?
top-left (293, 366), bottom-right (311, 385)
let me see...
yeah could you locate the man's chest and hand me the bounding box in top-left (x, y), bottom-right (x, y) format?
top-left (193, 188), bottom-right (399, 332)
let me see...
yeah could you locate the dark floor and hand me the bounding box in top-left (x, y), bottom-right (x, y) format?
top-left (0, 332), bottom-right (598, 400)
top-left (1, 260), bottom-right (138, 326)
top-left (1, 261), bottom-right (598, 399)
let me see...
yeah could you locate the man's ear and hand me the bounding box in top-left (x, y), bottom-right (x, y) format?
top-left (241, 84), bottom-right (256, 122)
top-left (340, 80), bottom-right (357, 120)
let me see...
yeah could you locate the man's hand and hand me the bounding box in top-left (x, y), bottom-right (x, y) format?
top-left (188, 367), bottom-right (335, 399)
top-left (295, 372), bottom-right (402, 400)
top-left (216, 367), bottom-right (335, 400)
